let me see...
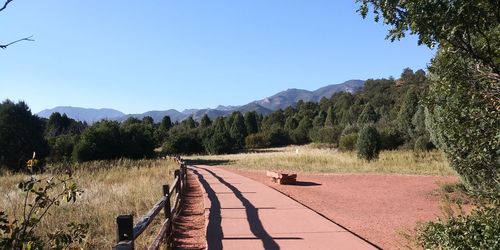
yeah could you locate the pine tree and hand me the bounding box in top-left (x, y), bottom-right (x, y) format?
top-left (244, 111), bottom-right (259, 134)
top-left (229, 112), bottom-right (247, 150)
top-left (284, 116), bottom-right (299, 131)
top-left (203, 117), bottom-right (233, 154)
top-left (397, 89), bottom-right (418, 139)
top-left (182, 116), bottom-right (197, 129)
top-left (356, 124), bottom-right (381, 161)
top-left (199, 114), bottom-right (212, 128)
top-left (312, 110), bottom-right (326, 128)
top-left (324, 107), bottom-right (336, 127)
top-left (357, 103), bottom-right (378, 126)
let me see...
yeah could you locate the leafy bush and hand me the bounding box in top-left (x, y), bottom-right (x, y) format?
top-left (266, 128), bottom-right (291, 147)
top-left (356, 125), bottom-right (381, 161)
top-left (414, 135), bottom-right (432, 152)
top-left (121, 123), bottom-right (155, 159)
top-left (47, 135), bottom-right (77, 162)
top-left (72, 121), bottom-right (123, 161)
top-left (378, 128), bottom-right (405, 150)
top-left (339, 133), bottom-right (358, 151)
top-left (341, 124), bottom-right (358, 136)
top-left (425, 50), bottom-right (499, 192)
top-left (245, 133), bottom-right (270, 149)
top-left (310, 127), bottom-right (342, 145)
top-left (0, 175), bottom-right (88, 249)
top-left (73, 120), bottom-right (156, 161)
top-left (203, 129), bottom-right (233, 155)
top-left (416, 197), bottom-right (499, 249)
top-left (162, 130), bottom-right (204, 155)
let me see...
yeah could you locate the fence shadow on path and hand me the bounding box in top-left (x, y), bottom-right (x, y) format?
top-left (192, 165), bottom-right (297, 250)
top-left (191, 168), bottom-right (223, 250)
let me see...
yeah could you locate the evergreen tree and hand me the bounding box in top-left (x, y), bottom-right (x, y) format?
top-left (203, 117), bottom-right (233, 154)
top-left (312, 110), bottom-right (326, 128)
top-left (142, 116), bottom-right (154, 126)
top-left (400, 67), bottom-right (415, 83)
top-left (244, 111), bottom-right (259, 134)
top-left (261, 110), bottom-right (285, 131)
top-left (291, 117), bottom-right (312, 144)
top-left (284, 116), bottom-right (299, 131)
top-left (324, 107), bottom-right (336, 127)
top-left (45, 112), bottom-right (72, 137)
top-left (356, 124), bottom-right (381, 161)
top-left (159, 116), bottom-right (172, 131)
top-left (182, 116), bottom-right (197, 129)
top-left (229, 112), bottom-right (247, 150)
top-left (199, 114), bottom-right (212, 128)
top-left (397, 89), bottom-right (418, 138)
top-left (357, 103), bottom-right (378, 126)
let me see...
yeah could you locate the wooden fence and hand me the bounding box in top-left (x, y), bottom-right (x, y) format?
top-left (113, 157), bottom-right (187, 250)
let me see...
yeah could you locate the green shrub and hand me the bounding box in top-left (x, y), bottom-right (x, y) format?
top-left (162, 131), bottom-right (204, 155)
top-left (378, 128), bottom-right (405, 150)
top-left (356, 125), bottom-right (381, 161)
top-left (339, 133), bottom-right (358, 151)
top-left (245, 133), bottom-right (270, 149)
top-left (414, 135), bottom-right (432, 152)
top-left (416, 199), bottom-right (499, 249)
top-left (341, 124), bottom-right (358, 136)
top-left (310, 126), bottom-right (343, 145)
top-left (266, 128), bottom-right (291, 147)
top-left (73, 120), bottom-right (155, 161)
top-left (203, 129), bottom-right (233, 155)
top-left (425, 50), bottom-right (499, 192)
top-left (47, 135), bottom-right (77, 162)
top-left (72, 121), bottom-right (123, 162)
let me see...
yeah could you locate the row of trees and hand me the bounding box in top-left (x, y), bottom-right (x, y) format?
top-left (0, 68), bottom-right (428, 171)
top-left (160, 67), bottom-right (432, 160)
top-left (0, 101), bottom-right (167, 171)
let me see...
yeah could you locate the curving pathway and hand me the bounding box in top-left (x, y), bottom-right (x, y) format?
top-left (190, 165), bottom-right (379, 250)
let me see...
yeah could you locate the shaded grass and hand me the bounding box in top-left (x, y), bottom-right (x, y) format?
top-left (0, 158), bottom-right (178, 249)
top-left (188, 144), bottom-right (455, 176)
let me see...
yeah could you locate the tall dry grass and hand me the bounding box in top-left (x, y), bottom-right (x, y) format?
top-left (0, 158), bottom-right (178, 249)
top-left (188, 144), bottom-right (455, 176)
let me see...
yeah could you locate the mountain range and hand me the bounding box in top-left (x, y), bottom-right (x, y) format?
top-left (37, 80), bottom-right (364, 123)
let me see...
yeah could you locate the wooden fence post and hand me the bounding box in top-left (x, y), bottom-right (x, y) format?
top-left (182, 164), bottom-right (187, 186)
top-left (174, 169), bottom-right (181, 196)
top-left (162, 184), bottom-right (172, 248)
top-left (115, 214), bottom-right (134, 250)
top-left (163, 184), bottom-right (171, 220)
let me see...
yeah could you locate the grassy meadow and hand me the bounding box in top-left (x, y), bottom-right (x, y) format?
top-left (0, 158), bottom-right (178, 249)
top-left (188, 144), bottom-right (456, 176)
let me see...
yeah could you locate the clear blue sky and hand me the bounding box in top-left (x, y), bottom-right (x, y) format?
top-left (0, 0), bottom-right (434, 114)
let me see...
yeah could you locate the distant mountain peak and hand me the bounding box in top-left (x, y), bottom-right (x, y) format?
top-left (37, 106), bottom-right (125, 122)
top-left (37, 79), bottom-right (364, 123)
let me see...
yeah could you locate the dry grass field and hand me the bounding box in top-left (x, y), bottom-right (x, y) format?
top-left (0, 158), bottom-right (178, 249)
top-left (188, 144), bottom-right (455, 176)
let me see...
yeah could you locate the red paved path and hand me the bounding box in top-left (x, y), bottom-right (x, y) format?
top-left (190, 165), bottom-right (379, 250)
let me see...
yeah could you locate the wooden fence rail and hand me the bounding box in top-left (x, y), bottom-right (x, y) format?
top-left (113, 157), bottom-right (188, 250)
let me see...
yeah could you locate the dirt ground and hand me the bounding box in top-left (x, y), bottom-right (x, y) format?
top-left (172, 170), bottom-right (207, 249)
top-left (223, 168), bottom-right (459, 250)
